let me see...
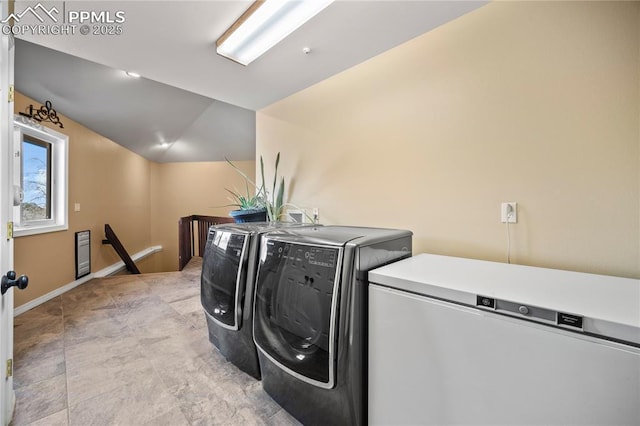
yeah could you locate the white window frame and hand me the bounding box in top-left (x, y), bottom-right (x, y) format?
top-left (12, 115), bottom-right (68, 237)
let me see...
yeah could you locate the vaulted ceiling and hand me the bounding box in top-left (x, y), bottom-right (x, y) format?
top-left (14, 0), bottom-right (487, 162)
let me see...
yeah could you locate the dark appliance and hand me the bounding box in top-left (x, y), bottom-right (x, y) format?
top-left (253, 225), bottom-right (412, 425)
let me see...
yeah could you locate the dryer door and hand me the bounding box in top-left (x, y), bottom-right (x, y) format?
top-left (201, 230), bottom-right (248, 330)
top-left (254, 239), bottom-right (342, 389)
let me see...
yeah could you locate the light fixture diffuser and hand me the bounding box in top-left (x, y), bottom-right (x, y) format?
top-left (216, 0), bottom-right (334, 66)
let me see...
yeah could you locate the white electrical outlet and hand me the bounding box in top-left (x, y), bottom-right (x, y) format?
top-left (501, 202), bottom-right (517, 223)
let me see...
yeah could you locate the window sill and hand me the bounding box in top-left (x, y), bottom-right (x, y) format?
top-left (14, 223), bottom-right (68, 238)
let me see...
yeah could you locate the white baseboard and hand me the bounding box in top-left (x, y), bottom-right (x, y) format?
top-left (14, 245), bottom-right (162, 317)
top-left (93, 245), bottom-right (162, 278)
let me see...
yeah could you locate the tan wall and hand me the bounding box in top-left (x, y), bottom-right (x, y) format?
top-left (257, 1), bottom-right (640, 278)
top-left (149, 161), bottom-right (255, 272)
top-left (14, 93), bottom-right (154, 307)
top-left (13, 94), bottom-right (255, 308)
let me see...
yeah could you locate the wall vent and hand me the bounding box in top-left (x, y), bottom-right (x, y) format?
top-left (75, 230), bottom-right (91, 279)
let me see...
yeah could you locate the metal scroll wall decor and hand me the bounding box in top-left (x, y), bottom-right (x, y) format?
top-left (19, 100), bottom-right (64, 128)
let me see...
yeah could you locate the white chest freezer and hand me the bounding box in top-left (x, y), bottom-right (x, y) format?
top-left (368, 254), bottom-right (640, 425)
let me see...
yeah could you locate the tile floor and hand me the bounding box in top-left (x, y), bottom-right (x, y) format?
top-left (11, 258), bottom-right (300, 426)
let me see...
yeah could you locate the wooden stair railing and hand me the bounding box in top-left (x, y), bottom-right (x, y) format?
top-left (178, 217), bottom-right (193, 272)
top-left (178, 215), bottom-right (234, 271)
top-left (102, 224), bottom-right (141, 274)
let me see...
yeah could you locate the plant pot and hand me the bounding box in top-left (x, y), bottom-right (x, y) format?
top-left (229, 208), bottom-right (268, 223)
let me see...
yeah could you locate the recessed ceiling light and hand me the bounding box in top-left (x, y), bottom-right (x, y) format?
top-left (125, 71), bottom-right (141, 78)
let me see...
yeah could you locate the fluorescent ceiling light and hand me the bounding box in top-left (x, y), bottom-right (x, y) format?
top-left (216, 0), bottom-right (334, 66)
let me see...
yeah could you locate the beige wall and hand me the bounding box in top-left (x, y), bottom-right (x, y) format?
top-left (13, 94), bottom-right (255, 308)
top-left (149, 161), bottom-right (255, 272)
top-left (257, 1), bottom-right (640, 278)
top-left (14, 93), bottom-right (155, 307)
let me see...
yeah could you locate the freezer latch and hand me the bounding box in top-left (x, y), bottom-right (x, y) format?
top-left (476, 295), bottom-right (496, 309)
top-left (557, 312), bottom-right (583, 329)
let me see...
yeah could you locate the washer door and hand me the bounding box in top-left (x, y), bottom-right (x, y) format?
top-left (254, 240), bottom-right (341, 388)
top-left (201, 230), bottom-right (248, 330)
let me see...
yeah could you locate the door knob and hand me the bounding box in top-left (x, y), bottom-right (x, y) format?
top-left (1, 271), bottom-right (28, 295)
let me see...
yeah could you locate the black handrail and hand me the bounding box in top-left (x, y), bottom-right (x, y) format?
top-left (102, 224), bottom-right (141, 274)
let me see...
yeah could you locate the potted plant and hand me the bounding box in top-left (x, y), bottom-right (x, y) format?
top-left (225, 180), bottom-right (267, 223)
top-left (225, 152), bottom-right (285, 223)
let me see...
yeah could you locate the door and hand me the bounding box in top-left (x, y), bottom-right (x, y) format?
top-left (0, 0), bottom-right (15, 423)
top-left (253, 238), bottom-right (341, 389)
top-left (200, 228), bottom-right (248, 330)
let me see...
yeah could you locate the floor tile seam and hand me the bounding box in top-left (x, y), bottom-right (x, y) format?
top-left (139, 366), bottom-right (188, 421)
top-left (12, 364), bottom-right (64, 391)
top-left (144, 402), bottom-right (191, 426)
top-left (66, 380), bottom-right (129, 424)
top-left (101, 278), bottom-right (152, 298)
top-left (107, 293), bottom-right (146, 311)
top-left (62, 334), bottom-right (139, 355)
top-left (20, 296), bottom-right (71, 424)
top-left (151, 357), bottom-right (216, 395)
top-left (64, 348), bottom-right (150, 377)
top-left (11, 298), bottom-right (67, 411)
top-left (62, 303), bottom-right (127, 335)
top-left (13, 328), bottom-right (65, 346)
top-left (63, 316), bottom-right (147, 370)
top-left (170, 399), bottom-right (198, 426)
top-left (165, 292), bottom-right (203, 306)
top-left (61, 289), bottom-right (120, 316)
top-left (66, 367), bottom-right (180, 425)
top-left (13, 345), bottom-right (65, 367)
top-left (62, 286), bottom-right (140, 412)
top-left (169, 381), bottom-right (227, 426)
top-left (143, 333), bottom-right (207, 396)
top-left (14, 372), bottom-right (68, 426)
top-left (59, 293), bottom-right (72, 426)
top-left (19, 264), bottom-right (203, 426)
top-left (64, 352), bottom-right (153, 410)
top-left (61, 296), bottom-right (120, 312)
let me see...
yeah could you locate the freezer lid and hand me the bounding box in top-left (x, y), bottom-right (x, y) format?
top-left (369, 254), bottom-right (640, 346)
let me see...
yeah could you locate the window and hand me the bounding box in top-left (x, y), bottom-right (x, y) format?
top-left (21, 136), bottom-right (52, 222)
top-left (13, 116), bottom-right (68, 237)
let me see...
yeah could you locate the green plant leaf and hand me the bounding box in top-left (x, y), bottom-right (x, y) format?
top-left (275, 177), bottom-right (284, 220)
top-left (225, 157), bottom-right (258, 189)
top-left (273, 152), bottom-right (280, 200)
top-left (224, 157), bottom-right (266, 211)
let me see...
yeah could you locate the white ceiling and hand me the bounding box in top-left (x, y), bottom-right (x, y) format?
top-left (14, 0), bottom-right (487, 162)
